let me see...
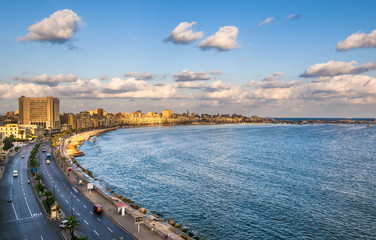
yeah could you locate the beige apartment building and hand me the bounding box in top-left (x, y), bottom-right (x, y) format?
top-left (0, 124), bottom-right (29, 139)
top-left (19, 96), bottom-right (60, 130)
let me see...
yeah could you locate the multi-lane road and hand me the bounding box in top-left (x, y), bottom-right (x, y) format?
top-left (38, 141), bottom-right (136, 240)
top-left (0, 141), bottom-right (136, 240)
top-left (0, 143), bottom-right (61, 240)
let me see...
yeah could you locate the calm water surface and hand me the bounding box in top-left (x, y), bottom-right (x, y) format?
top-left (77, 124), bottom-right (376, 240)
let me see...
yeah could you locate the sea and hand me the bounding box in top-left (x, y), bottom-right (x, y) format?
top-left (77, 124), bottom-right (376, 240)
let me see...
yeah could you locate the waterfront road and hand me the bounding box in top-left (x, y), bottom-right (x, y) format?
top-left (0, 144), bottom-right (61, 240)
top-left (38, 141), bottom-right (136, 240)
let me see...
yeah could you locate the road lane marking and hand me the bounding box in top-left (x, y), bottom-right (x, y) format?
top-left (25, 199), bottom-right (33, 217)
top-left (97, 217), bottom-right (101, 221)
top-left (90, 211), bottom-right (93, 215)
top-left (40, 236), bottom-right (44, 240)
top-left (93, 230), bottom-right (99, 236)
top-left (65, 200), bottom-right (68, 203)
top-left (61, 194), bottom-right (64, 197)
top-left (83, 205), bottom-right (87, 208)
top-left (76, 199), bottom-right (80, 202)
top-left (107, 227), bottom-right (113, 233)
top-left (11, 203), bottom-right (18, 220)
top-left (84, 220), bottom-right (89, 225)
top-left (77, 213), bottom-right (80, 216)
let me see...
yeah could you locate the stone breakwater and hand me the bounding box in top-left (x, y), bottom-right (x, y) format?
top-left (63, 129), bottom-right (193, 240)
top-left (65, 128), bottom-right (115, 157)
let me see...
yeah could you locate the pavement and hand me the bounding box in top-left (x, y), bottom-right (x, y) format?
top-left (0, 143), bottom-right (61, 240)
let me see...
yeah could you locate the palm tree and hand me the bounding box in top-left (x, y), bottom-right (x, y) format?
top-left (65, 215), bottom-right (80, 239)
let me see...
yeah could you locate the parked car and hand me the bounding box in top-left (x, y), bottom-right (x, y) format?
top-left (93, 204), bottom-right (103, 213)
top-left (13, 170), bottom-right (18, 177)
top-left (60, 220), bottom-right (68, 228)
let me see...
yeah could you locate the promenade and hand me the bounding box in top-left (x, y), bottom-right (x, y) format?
top-left (54, 130), bottom-right (188, 240)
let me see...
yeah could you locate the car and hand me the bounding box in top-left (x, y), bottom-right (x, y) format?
top-left (60, 220), bottom-right (68, 228)
top-left (21, 155), bottom-right (25, 158)
top-left (93, 204), bottom-right (103, 213)
top-left (13, 170), bottom-right (18, 177)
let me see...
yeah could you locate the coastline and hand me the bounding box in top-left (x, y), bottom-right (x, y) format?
top-left (62, 128), bottom-right (192, 240)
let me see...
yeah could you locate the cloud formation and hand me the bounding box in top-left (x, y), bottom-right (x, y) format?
top-left (287, 14), bottom-right (301, 20)
top-left (2, 73), bottom-right (376, 110)
top-left (173, 70), bottom-right (212, 82)
top-left (263, 72), bottom-right (283, 81)
top-left (123, 72), bottom-right (155, 81)
top-left (17, 9), bottom-right (83, 44)
top-left (300, 61), bottom-right (376, 77)
top-left (14, 73), bottom-right (78, 87)
top-left (259, 17), bottom-right (274, 27)
top-left (209, 70), bottom-right (224, 75)
top-left (166, 22), bottom-right (204, 44)
top-left (198, 26), bottom-right (240, 51)
top-left (337, 29), bottom-right (376, 51)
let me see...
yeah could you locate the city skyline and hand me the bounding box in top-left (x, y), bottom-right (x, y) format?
top-left (1, 0), bottom-right (376, 117)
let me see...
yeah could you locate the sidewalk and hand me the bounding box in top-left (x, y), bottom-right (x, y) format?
top-left (54, 148), bottom-right (164, 240)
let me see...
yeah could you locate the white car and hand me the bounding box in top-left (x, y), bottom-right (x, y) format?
top-left (13, 170), bottom-right (18, 177)
top-left (60, 220), bottom-right (68, 228)
top-left (21, 155), bottom-right (25, 158)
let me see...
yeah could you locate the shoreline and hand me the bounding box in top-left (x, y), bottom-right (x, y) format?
top-left (62, 128), bottom-right (192, 240)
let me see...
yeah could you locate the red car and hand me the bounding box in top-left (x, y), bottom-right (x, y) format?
top-left (93, 204), bottom-right (103, 213)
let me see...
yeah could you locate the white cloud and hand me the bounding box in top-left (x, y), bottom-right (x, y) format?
top-left (337, 29), bottom-right (376, 51)
top-left (100, 78), bottom-right (177, 99)
top-left (304, 74), bottom-right (376, 100)
top-left (14, 73), bottom-right (78, 87)
top-left (123, 72), bottom-right (155, 81)
top-left (300, 61), bottom-right (376, 77)
top-left (173, 70), bottom-right (212, 82)
top-left (166, 21), bottom-right (204, 44)
top-left (259, 17), bottom-right (274, 27)
top-left (17, 9), bottom-right (83, 44)
top-left (198, 26), bottom-right (240, 51)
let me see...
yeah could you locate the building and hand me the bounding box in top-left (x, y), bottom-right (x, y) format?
top-left (0, 124), bottom-right (29, 139)
top-left (19, 96), bottom-right (60, 130)
top-left (162, 109), bottom-right (173, 119)
top-left (19, 125), bottom-right (44, 138)
top-left (0, 132), bottom-right (5, 151)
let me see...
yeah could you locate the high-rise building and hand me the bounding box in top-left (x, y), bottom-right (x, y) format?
top-left (19, 96), bottom-right (60, 129)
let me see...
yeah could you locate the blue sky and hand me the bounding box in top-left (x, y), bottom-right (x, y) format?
top-left (0, 0), bottom-right (376, 117)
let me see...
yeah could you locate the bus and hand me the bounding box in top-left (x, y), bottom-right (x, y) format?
top-left (46, 153), bottom-right (51, 164)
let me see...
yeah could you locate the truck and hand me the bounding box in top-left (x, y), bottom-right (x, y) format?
top-left (46, 153), bottom-right (51, 164)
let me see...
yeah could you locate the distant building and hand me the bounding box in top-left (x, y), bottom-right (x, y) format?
top-left (162, 109), bottom-right (173, 119)
top-left (19, 96), bottom-right (60, 130)
top-left (0, 124), bottom-right (29, 139)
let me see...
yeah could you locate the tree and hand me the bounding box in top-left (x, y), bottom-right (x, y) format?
top-left (65, 215), bottom-right (80, 239)
top-left (3, 135), bottom-right (15, 150)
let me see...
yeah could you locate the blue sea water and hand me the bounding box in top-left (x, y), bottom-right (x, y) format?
top-left (77, 124), bottom-right (376, 240)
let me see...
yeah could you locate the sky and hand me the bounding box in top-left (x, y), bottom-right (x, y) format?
top-left (0, 0), bottom-right (376, 117)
